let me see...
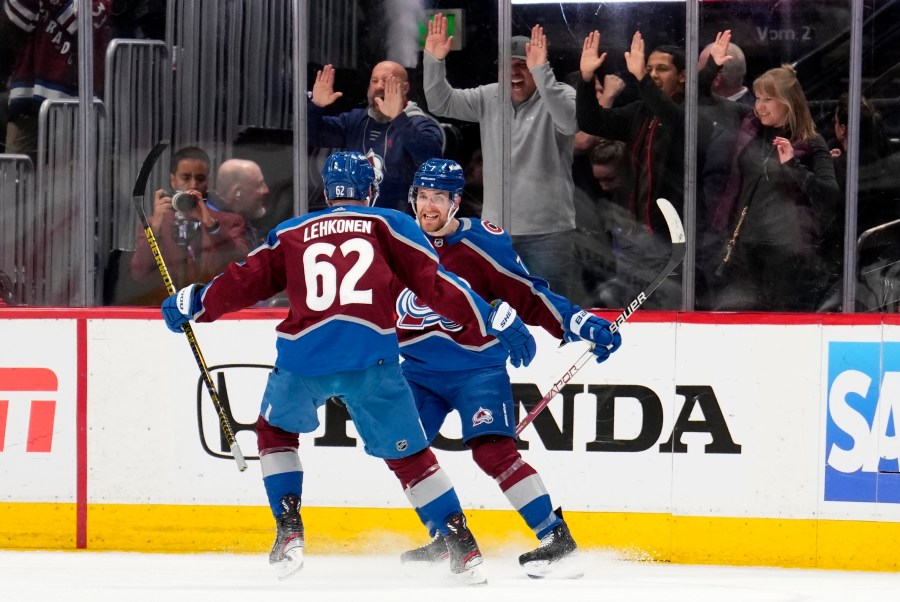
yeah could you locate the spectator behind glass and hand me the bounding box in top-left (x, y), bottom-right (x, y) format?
top-left (2, 0), bottom-right (111, 161)
top-left (565, 70), bottom-right (626, 308)
top-left (590, 139), bottom-right (630, 199)
top-left (704, 64), bottom-right (839, 311)
top-left (830, 94), bottom-right (896, 234)
top-left (568, 70), bottom-right (627, 205)
top-left (580, 139), bottom-right (632, 307)
top-left (129, 146), bottom-right (250, 304)
top-left (577, 30), bottom-right (688, 310)
top-left (307, 60), bottom-right (444, 213)
top-left (818, 94), bottom-right (900, 311)
top-left (424, 15), bottom-right (585, 305)
top-left (698, 40), bottom-right (755, 107)
top-left (210, 158), bottom-right (270, 249)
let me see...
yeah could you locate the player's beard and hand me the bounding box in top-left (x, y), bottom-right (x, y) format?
top-left (417, 209), bottom-right (443, 235)
top-left (418, 209), bottom-right (458, 237)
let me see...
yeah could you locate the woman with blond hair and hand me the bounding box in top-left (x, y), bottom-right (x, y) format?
top-left (704, 63), bottom-right (839, 311)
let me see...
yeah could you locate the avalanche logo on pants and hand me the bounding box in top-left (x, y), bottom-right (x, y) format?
top-left (472, 407), bottom-right (494, 427)
top-left (825, 341), bottom-right (900, 503)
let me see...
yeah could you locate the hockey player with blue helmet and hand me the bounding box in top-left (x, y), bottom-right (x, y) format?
top-left (322, 150), bottom-right (379, 205)
top-left (407, 157), bottom-right (465, 235)
top-left (161, 151), bottom-right (538, 584)
top-left (397, 157), bottom-right (622, 578)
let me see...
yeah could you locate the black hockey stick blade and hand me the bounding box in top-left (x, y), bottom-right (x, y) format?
top-left (516, 198), bottom-right (685, 435)
top-left (132, 140), bottom-right (170, 197)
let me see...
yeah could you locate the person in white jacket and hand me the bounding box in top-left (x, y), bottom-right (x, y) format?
top-left (423, 14), bottom-right (584, 305)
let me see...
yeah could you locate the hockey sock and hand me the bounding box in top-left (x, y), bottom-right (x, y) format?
top-left (470, 435), bottom-right (560, 538)
top-left (385, 448), bottom-right (461, 536)
top-left (257, 416), bottom-right (303, 517)
top-left (414, 507), bottom-right (437, 537)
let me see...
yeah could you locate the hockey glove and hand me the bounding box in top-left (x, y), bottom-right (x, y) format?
top-left (563, 307), bottom-right (622, 364)
top-left (161, 284), bottom-right (204, 333)
top-left (487, 301), bottom-right (537, 368)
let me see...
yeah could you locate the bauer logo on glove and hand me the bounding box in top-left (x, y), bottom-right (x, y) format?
top-left (564, 307), bottom-right (622, 364)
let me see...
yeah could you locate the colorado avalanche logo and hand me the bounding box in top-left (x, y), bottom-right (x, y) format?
top-left (481, 221), bottom-right (504, 235)
top-left (472, 407), bottom-right (494, 426)
top-left (396, 288), bottom-right (463, 331)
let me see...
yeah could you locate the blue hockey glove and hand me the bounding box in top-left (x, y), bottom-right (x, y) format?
top-left (161, 284), bottom-right (204, 333)
top-left (487, 301), bottom-right (537, 368)
top-left (563, 307), bottom-right (622, 364)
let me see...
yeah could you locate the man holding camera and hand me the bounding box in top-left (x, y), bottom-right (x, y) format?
top-left (129, 146), bottom-right (251, 304)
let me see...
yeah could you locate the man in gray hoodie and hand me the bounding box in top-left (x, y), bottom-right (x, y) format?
top-left (423, 15), bottom-right (583, 304)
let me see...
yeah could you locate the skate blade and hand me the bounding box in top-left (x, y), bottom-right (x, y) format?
top-left (523, 553), bottom-right (584, 580)
top-left (455, 563), bottom-right (488, 586)
top-left (400, 556), bottom-right (449, 580)
top-left (272, 547), bottom-right (304, 580)
top-left (400, 552), bottom-right (449, 566)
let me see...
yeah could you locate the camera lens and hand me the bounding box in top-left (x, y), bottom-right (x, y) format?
top-left (172, 191), bottom-right (198, 213)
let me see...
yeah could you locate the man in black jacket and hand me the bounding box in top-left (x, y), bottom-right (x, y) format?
top-left (576, 30), bottom-right (686, 309)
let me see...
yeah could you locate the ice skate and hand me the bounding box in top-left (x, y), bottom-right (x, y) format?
top-left (518, 508), bottom-right (583, 579)
top-left (401, 533), bottom-right (449, 564)
top-left (443, 512), bottom-right (487, 586)
top-left (269, 494), bottom-right (304, 580)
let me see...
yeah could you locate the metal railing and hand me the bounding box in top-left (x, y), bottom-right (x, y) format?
top-left (166, 0), bottom-right (294, 165)
top-left (0, 154), bottom-right (35, 306)
top-left (33, 99), bottom-right (109, 306)
top-left (105, 39), bottom-right (171, 251)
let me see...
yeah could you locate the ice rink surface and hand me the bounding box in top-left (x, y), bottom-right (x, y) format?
top-left (3, 549), bottom-right (900, 602)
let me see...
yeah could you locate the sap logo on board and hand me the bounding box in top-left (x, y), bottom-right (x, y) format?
top-left (0, 367), bottom-right (58, 453)
top-left (825, 342), bottom-right (900, 503)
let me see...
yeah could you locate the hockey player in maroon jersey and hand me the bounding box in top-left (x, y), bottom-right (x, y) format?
top-left (161, 151), bottom-right (538, 584)
top-left (396, 158), bottom-right (622, 578)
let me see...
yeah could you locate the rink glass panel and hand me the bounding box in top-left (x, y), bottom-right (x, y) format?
top-left (3, 1), bottom-right (899, 312)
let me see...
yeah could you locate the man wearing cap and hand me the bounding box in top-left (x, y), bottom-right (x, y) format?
top-left (423, 16), bottom-right (584, 305)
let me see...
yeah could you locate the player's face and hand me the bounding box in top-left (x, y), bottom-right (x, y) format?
top-left (511, 59), bottom-right (537, 103)
top-left (646, 51), bottom-right (684, 97)
top-left (170, 159), bottom-right (209, 195)
top-left (415, 188), bottom-right (455, 234)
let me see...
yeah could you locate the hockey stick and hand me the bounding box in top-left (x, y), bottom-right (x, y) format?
top-left (132, 141), bottom-right (248, 472)
top-left (515, 198), bottom-right (686, 436)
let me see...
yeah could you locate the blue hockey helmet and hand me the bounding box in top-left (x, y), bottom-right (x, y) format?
top-left (322, 151), bottom-right (377, 205)
top-left (409, 158), bottom-right (465, 202)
